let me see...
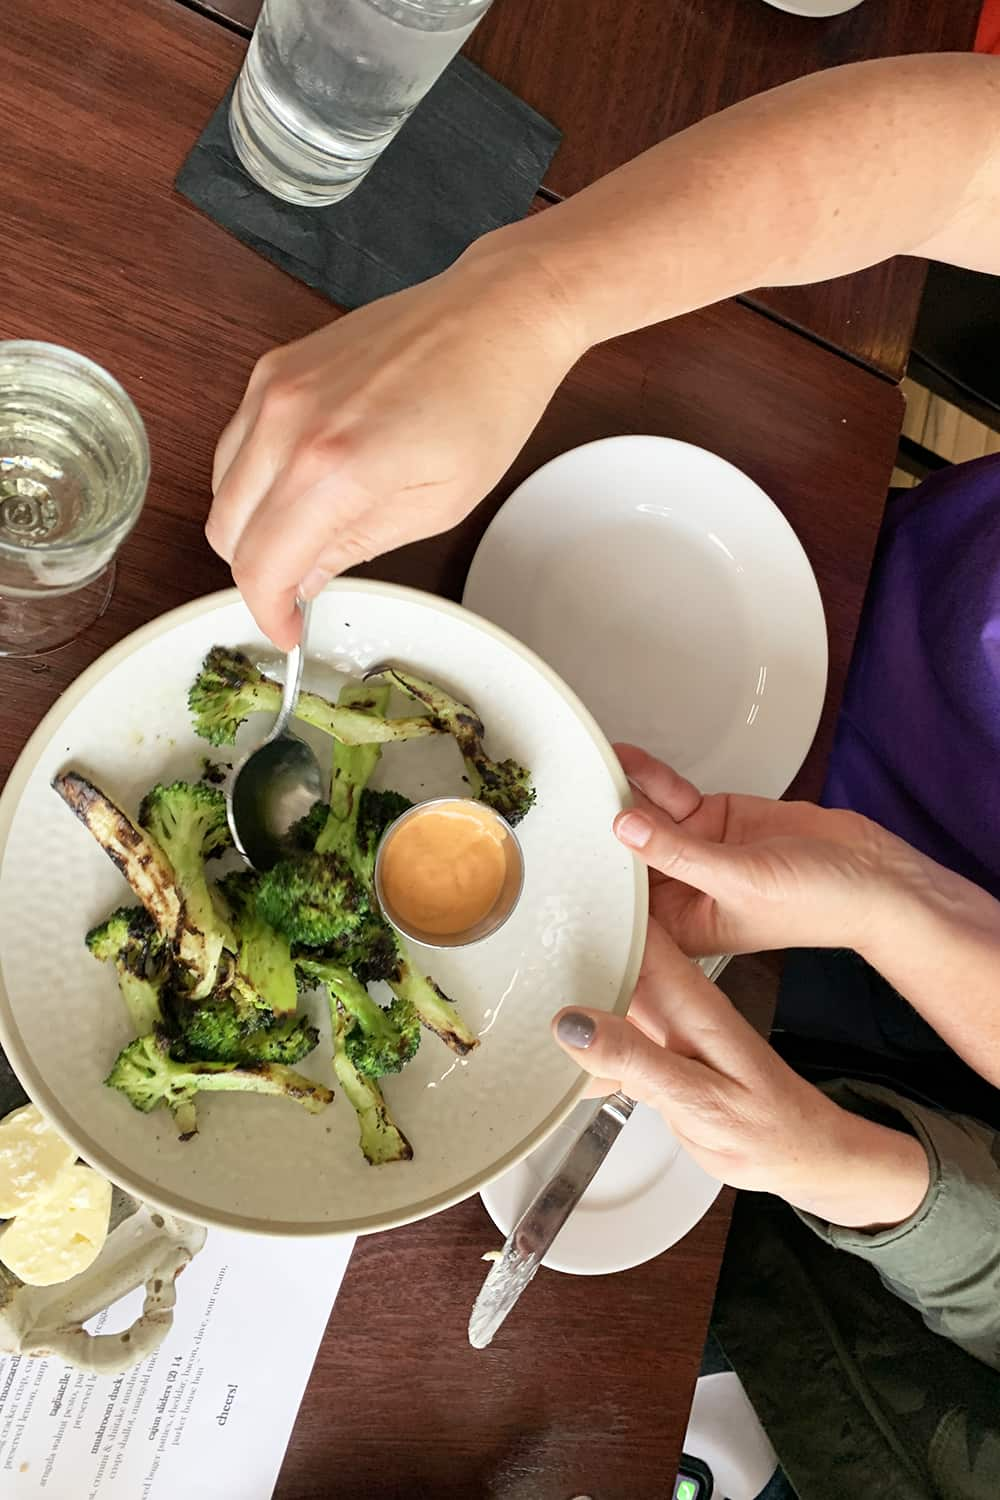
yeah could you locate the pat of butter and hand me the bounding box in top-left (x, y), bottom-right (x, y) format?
top-left (0, 1103), bottom-right (78, 1217)
top-left (0, 1164), bottom-right (112, 1286)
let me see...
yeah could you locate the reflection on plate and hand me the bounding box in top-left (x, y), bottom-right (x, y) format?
top-left (464, 435), bottom-right (827, 800)
top-left (480, 1100), bottom-right (721, 1275)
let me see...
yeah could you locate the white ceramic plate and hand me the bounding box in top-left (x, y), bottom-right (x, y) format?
top-left (481, 1100), bottom-right (721, 1275)
top-left (757, 0), bottom-right (864, 16)
top-left (464, 435), bottom-right (827, 799)
top-left (0, 582), bottom-right (646, 1237)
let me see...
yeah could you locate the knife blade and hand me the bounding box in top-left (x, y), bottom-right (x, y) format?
top-left (468, 1090), bottom-right (635, 1349)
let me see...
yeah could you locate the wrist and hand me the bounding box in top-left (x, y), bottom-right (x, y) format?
top-left (785, 1102), bottom-right (930, 1232)
top-left (456, 222), bottom-right (595, 366)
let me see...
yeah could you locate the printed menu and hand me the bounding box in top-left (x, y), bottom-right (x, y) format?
top-left (0, 1229), bottom-right (355, 1498)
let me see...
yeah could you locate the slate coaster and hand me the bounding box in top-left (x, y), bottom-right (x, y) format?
top-left (176, 60), bottom-right (561, 310)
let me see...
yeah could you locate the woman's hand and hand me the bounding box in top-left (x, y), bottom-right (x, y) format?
top-left (205, 241), bottom-right (584, 649)
top-left (553, 921), bottom-right (929, 1229)
top-left (611, 745), bottom-right (922, 958)
top-left (610, 744), bottom-right (1000, 1100)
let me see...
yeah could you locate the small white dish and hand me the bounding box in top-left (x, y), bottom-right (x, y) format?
top-left (757, 0), bottom-right (864, 15)
top-left (0, 582), bottom-right (646, 1237)
top-left (463, 435), bottom-right (827, 800)
top-left (480, 1099), bottom-right (722, 1275)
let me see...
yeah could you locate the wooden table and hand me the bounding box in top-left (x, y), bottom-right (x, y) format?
top-left (2, 0), bottom-right (903, 1494)
top-left (190, 0), bottom-right (983, 379)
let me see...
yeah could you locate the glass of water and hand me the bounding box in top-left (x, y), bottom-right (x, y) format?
top-left (229, 0), bottom-right (495, 207)
top-left (0, 343), bottom-right (149, 658)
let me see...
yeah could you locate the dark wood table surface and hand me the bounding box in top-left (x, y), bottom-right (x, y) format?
top-left (189, 0), bottom-right (983, 380)
top-left (3, 0), bottom-right (904, 1494)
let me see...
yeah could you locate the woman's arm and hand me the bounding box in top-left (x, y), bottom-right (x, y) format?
top-left (615, 747), bottom-right (1000, 1090)
top-left (208, 54), bottom-right (1000, 645)
top-left (553, 919), bottom-right (930, 1231)
top-left (799, 1080), bottom-right (1000, 1372)
top-left (495, 52), bottom-right (1000, 351)
top-left (555, 926), bottom-right (1000, 1370)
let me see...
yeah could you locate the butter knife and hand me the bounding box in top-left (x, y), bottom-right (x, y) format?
top-left (468, 1090), bottom-right (635, 1349)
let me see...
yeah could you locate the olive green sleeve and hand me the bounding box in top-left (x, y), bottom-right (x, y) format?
top-left (795, 1078), bottom-right (1000, 1370)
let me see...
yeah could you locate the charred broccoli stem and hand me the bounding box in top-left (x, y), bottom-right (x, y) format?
top-left (54, 772), bottom-right (184, 940)
top-left (105, 1033), bottom-right (333, 1133)
top-left (366, 666), bottom-right (535, 826)
top-left (187, 647), bottom-right (440, 750)
top-left (330, 1001), bottom-right (412, 1166)
top-left (308, 683), bottom-right (478, 1055)
top-left (315, 680), bottom-right (392, 864)
top-left (388, 955), bottom-right (478, 1056)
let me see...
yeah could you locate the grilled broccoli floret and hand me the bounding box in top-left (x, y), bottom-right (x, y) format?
top-left (355, 787), bottom-right (414, 884)
top-left (298, 958), bottom-right (419, 1078)
top-left (256, 852), bottom-right (373, 948)
top-left (330, 1000), bottom-right (412, 1165)
top-left (171, 999), bottom-right (319, 1066)
top-left (288, 799), bottom-right (331, 852)
top-left (138, 781), bottom-right (235, 998)
top-left (105, 1033), bottom-right (333, 1129)
top-left (86, 906), bottom-right (157, 965)
top-left (216, 869), bottom-right (298, 1015)
top-left (306, 915), bottom-right (400, 987)
top-left (368, 666), bottom-right (535, 826)
top-left (187, 647), bottom-right (441, 750)
top-left (86, 906), bottom-right (168, 1036)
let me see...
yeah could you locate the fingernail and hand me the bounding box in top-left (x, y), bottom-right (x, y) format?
top-left (616, 811), bottom-right (652, 849)
top-left (204, 524), bottom-right (233, 564)
top-left (299, 567), bottom-right (332, 600)
top-left (556, 1011), bottom-right (596, 1049)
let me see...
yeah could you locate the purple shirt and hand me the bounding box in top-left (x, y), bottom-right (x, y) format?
top-left (824, 454), bottom-right (1000, 900)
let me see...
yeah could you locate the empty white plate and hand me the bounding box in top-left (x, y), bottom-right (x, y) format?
top-left (758, 0), bottom-right (864, 15)
top-left (480, 1100), bottom-right (721, 1275)
top-left (464, 435), bottom-right (827, 800)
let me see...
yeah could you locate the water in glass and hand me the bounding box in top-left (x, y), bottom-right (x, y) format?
top-left (230, 0), bottom-right (494, 206)
top-left (0, 343), bottom-right (149, 656)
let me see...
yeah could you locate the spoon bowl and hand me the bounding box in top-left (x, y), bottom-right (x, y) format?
top-left (226, 600), bottom-right (324, 870)
top-left (229, 732), bottom-right (323, 870)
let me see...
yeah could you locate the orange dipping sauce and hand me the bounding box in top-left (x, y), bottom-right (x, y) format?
top-left (380, 799), bottom-right (509, 937)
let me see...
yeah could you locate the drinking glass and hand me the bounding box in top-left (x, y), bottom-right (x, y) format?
top-left (229, 0), bottom-right (495, 207)
top-left (0, 343), bottom-right (149, 658)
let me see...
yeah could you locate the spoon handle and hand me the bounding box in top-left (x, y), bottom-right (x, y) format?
top-left (271, 597), bottom-right (311, 741)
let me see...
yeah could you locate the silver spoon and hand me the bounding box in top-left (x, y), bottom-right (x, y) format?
top-left (227, 599), bottom-right (324, 870)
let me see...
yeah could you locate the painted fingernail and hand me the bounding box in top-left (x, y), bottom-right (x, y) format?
top-left (616, 811), bottom-right (652, 849)
top-left (299, 567), bottom-right (332, 600)
top-left (556, 1011), bottom-right (596, 1049)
